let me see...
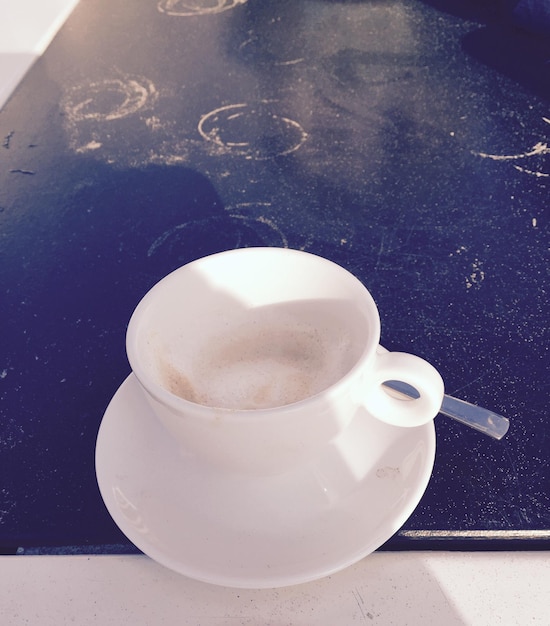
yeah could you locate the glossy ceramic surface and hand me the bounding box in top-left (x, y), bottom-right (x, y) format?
top-left (96, 374), bottom-right (435, 588)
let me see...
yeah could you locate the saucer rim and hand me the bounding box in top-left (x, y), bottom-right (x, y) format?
top-left (95, 371), bottom-right (436, 588)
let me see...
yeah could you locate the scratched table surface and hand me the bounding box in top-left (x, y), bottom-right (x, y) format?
top-left (1, 0), bottom-right (549, 555)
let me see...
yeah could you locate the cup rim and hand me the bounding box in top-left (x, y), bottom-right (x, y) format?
top-left (126, 247), bottom-right (381, 418)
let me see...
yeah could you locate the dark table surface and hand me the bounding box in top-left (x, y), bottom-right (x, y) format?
top-left (1, 0), bottom-right (549, 555)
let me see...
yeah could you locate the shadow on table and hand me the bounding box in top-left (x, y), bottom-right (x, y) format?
top-left (421, 0), bottom-right (550, 102)
top-left (461, 24), bottom-right (550, 102)
top-left (1, 159), bottom-right (242, 552)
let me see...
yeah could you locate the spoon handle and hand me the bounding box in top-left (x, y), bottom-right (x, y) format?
top-left (382, 381), bottom-right (510, 440)
top-left (439, 394), bottom-right (510, 439)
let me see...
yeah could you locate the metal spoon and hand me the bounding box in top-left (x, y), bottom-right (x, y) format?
top-left (382, 380), bottom-right (510, 440)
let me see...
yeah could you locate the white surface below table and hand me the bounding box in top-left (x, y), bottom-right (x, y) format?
top-left (1, 552), bottom-right (549, 625)
top-left (0, 0), bottom-right (79, 109)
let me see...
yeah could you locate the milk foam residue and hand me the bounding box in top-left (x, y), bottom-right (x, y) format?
top-left (159, 319), bottom-right (355, 410)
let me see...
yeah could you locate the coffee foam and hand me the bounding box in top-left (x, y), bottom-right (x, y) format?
top-left (157, 316), bottom-right (357, 410)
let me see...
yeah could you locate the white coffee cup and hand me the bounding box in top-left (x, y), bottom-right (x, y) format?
top-left (126, 247), bottom-right (444, 474)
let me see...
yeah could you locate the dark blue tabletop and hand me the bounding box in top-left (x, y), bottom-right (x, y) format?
top-left (1, 0), bottom-right (549, 554)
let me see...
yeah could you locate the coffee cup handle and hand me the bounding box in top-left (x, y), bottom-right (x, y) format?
top-left (365, 352), bottom-right (444, 427)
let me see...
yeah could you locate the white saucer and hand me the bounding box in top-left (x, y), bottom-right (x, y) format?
top-left (96, 373), bottom-right (435, 588)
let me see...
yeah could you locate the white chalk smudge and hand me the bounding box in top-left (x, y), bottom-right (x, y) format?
top-left (143, 137), bottom-right (195, 166)
top-left (228, 201), bottom-right (272, 209)
top-left (63, 76), bottom-right (157, 123)
top-left (475, 142), bottom-right (550, 161)
top-left (237, 36), bottom-right (304, 67)
top-left (76, 140), bottom-right (102, 153)
top-left (473, 118), bottom-right (550, 177)
top-left (233, 214), bottom-right (289, 248)
top-left (157, 0), bottom-right (247, 16)
top-left (466, 258), bottom-right (485, 290)
top-left (62, 74), bottom-right (159, 158)
top-left (512, 165), bottom-right (550, 178)
top-left (145, 116), bottom-right (163, 131)
top-left (198, 103), bottom-right (308, 160)
top-left (147, 213), bottom-right (288, 258)
top-left (275, 58), bottom-right (305, 66)
top-left (448, 245), bottom-right (467, 257)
